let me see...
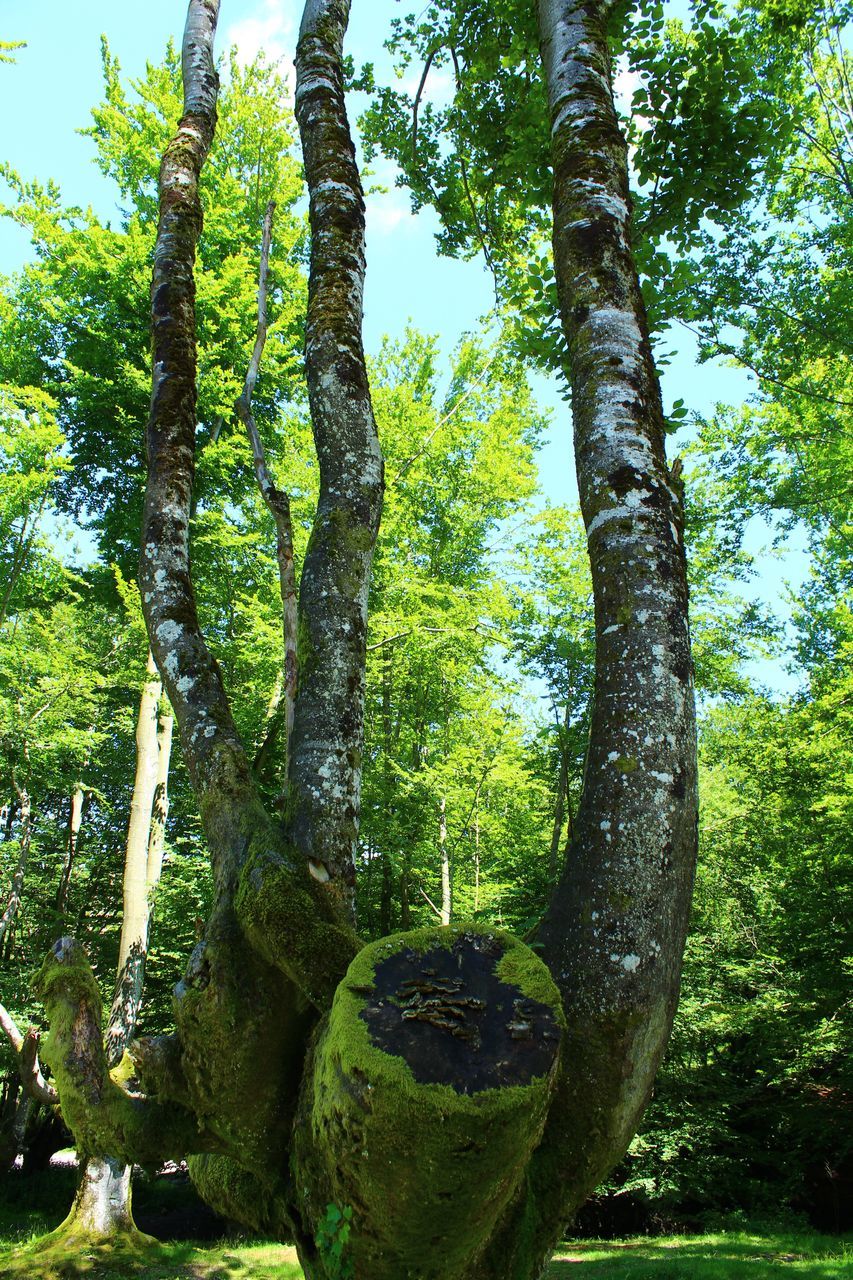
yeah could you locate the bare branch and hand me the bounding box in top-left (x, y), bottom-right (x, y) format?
top-left (393, 348), bottom-right (500, 484)
top-left (236, 200), bottom-right (298, 777)
top-left (411, 48), bottom-right (437, 160)
top-left (0, 1001), bottom-right (59, 1106)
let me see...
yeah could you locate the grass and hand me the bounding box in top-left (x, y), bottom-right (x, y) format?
top-left (0, 1236), bottom-right (304, 1279)
top-left (0, 1228), bottom-right (849, 1279)
top-left (548, 1232), bottom-right (853, 1278)
top-left (0, 1174), bottom-right (849, 1280)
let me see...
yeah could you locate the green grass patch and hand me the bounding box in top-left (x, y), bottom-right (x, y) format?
top-left (548, 1231), bottom-right (853, 1279)
top-left (0, 1223), bottom-right (848, 1278)
top-left (0, 1236), bottom-right (304, 1279)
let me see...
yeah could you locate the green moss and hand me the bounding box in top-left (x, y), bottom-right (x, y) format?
top-left (615, 755), bottom-right (638, 773)
top-left (234, 824), bottom-right (358, 1011)
top-left (293, 924), bottom-right (565, 1280)
top-left (109, 1051), bottom-right (136, 1090)
top-left (188, 1154), bottom-right (291, 1239)
top-left (496, 944), bottom-right (565, 1026)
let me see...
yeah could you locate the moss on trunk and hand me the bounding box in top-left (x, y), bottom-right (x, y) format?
top-left (290, 925), bottom-right (564, 1280)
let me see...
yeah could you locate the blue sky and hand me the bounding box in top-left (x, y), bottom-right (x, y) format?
top-left (0, 0), bottom-right (809, 689)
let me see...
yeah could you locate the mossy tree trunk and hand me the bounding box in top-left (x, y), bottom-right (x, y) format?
top-left (34, 2), bottom-right (697, 1278)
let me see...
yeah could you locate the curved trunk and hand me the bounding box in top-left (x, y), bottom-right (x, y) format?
top-left (288, 0), bottom-right (384, 914)
top-left (466, 5), bottom-right (698, 1275)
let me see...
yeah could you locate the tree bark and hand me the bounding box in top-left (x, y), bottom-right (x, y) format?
top-left (466, 6), bottom-right (699, 1275)
top-left (548, 697), bottom-right (572, 881)
top-left (288, 0), bottom-right (384, 913)
top-left (51, 659), bottom-right (174, 1248)
top-left (146, 702), bottom-right (174, 896)
top-left (55, 785), bottom-right (86, 921)
top-left (0, 776), bottom-right (31, 948)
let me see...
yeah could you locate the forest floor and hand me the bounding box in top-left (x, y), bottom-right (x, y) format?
top-left (0, 1165), bottom-right (849, 1279)
top-left (1, 1228), bottom-right (850, 1279)
top-left (0, 1228), bottom-right (845, 1280)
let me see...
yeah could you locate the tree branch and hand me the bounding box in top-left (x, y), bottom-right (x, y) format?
top-left (35, 937), bottom-right (224, 1164)
top-left (236, 199), bottom-right (299, 780)
top-left (288, 0), bottom-right (384, 913)
top-left (0, 1001), bottom-right (58, 1107)
top-left (138, 0), bottom-right (260, 891)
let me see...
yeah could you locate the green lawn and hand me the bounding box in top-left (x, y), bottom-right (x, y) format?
top-left (0, 1230), bottom-right (849, 1280)
top-left (549, 1233), bottom-right (853, 1279)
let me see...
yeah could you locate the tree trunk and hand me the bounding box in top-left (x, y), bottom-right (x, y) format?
top-left (439, 795), bottom-right (451, 926)
top-left (400, 854), bottom-right (412, 929)
top-left (548, 699), bottom-right (572, 881)
top-left (237, 199), bottom-right (299, 786)
top-left (57, 656), bottom-right (172, 1248)
top-left (46, 1157), bottom-right (150, 1248)
top-left (474, 804), bottom-right (481, 913)
top-left (105, 651), bottom-right (162, 1066)
top-left (0, 778), bottom-right (31, 947)
top-left (34, 4), bottom-right (697, 1278)
top-left (146, 703), bottom-right (174, 897)
top-left (55, 785), bottom-right (85, 921)
top-left (291, 925), bottom-right (564, 1280)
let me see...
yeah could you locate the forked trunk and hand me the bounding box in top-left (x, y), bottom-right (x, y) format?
top-left (36, 3), bottom-right (697, 1278)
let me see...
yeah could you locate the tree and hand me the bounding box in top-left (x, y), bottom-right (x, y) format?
top-left (34, 4), bottom-right (697, 1279)
top-left (53, 653), bottom-right (175, 1247)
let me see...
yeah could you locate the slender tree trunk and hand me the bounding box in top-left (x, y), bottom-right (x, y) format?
top-left (0, 779), bottom-right (31, 947)
top-left (237, 200), bottom-right (299, 783)
top-left (549, 699), bottom-right (572, 881)
top-left (379, 656), bottom-right (394, 936)
top-left (105, 652), bottom-right (162, 1065)
top-left (439, 795), bottom-right (451, 926)
top-left (399, 853), bottom-right (411, 929)
top-left (474, 803), bottom-right (481, 913)
top-left (379, 854), bottom-right (393, 936)
top-left (55, 785), bottom-right (86, 921)
top-left (57, 656), bottom-right (170, 1247)
top-left (146, 705), bottom-right (174, 897)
